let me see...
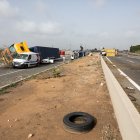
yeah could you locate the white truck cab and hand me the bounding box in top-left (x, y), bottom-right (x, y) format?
top-left (12, 52), bottom-right (40, 68)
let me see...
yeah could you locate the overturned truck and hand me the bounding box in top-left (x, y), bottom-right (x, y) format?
top-left (0, 42), bottom-right (30, 65)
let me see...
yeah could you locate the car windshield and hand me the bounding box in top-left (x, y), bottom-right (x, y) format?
top-left (16, 54), bottom-right (28, 60)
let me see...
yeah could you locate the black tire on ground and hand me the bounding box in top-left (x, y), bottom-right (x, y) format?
top-left (63, 112), bottom-right (96, 133)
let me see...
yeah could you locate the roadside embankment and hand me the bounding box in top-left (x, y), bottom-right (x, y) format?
top-left (0, 55), bottom-right (122, 140)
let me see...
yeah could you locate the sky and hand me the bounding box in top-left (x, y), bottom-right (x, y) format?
top-left (0, 0), bottom-right (140, 50)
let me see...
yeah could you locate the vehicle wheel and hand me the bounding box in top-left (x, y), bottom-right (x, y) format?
top-left (36, 63), bottom-right (39, 67)
top-left (12, 64), bottom-right (15, 68)
top-left (24, 64), bottom-right (28, 68)
top-left (63, 112), bottom-right (96, 133)
top-left (12, 65), bottom-right (16, 68)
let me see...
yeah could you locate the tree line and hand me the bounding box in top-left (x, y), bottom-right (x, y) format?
top-left (130, 45), bottom-right (140, 53)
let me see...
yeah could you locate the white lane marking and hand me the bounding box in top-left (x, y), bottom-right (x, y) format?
top-left (106, 57), bottom-right (113, 64)
top-left (0, 62), bottom-right (65, 90)
top-left (126, 60), bottom-right (135, 63)
top-left (0, 69), bottom-right (24, 77)
top-left (105, 56), bottom-right (140, 91)
top-left (117, 68), bottom-right (140, 91)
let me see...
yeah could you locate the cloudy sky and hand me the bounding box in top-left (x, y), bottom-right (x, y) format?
top-left (0, 0), bottom-right (140, 50)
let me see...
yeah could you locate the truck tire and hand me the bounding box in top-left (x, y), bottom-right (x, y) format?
top-left (63, 112), bottom-right (96, 133)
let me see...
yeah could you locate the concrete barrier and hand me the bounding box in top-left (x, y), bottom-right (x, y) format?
top-left (101, 57), bottom-right (140, 140)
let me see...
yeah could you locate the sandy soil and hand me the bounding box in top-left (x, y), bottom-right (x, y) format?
top-left (0, 55), bottom-right (122, 140)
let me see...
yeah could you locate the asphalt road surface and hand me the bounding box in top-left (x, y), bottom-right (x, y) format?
top-left (108, 53), bottom-right (140, 86)
top-left (0, 60), bottom-right (67, 88)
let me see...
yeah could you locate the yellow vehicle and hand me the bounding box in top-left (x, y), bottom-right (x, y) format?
top-left (1, 41), bottom-right (30, 64)
top-left (105, 49), bottom-right (117, 57)
top-left (1, 48), bottom-right (13, 64)
top-left (11, 42), bottom-right (30, 53)
top-left (101, 48), bottom-right (117, 57)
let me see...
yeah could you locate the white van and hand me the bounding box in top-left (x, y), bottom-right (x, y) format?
top-left (12, 52), bottom-right (40, 68)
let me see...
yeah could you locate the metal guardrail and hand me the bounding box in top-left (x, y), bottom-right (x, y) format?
top-left (101, 57), bottom-right (140, 140)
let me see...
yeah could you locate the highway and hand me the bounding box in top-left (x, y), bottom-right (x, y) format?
top-left (0, 60), bottom-right (66, 89)
top-left (108, 54), bottom-right (140, 86)
top-left (105, 54), bottom-right (140, 113)
top-left (1, 53), bottom-right (140, 91)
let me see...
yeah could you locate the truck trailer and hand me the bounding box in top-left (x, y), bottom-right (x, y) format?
top-left (12, 46), bottom-right (61, 68)
top-left (29, 46), bottom-right (60, 63)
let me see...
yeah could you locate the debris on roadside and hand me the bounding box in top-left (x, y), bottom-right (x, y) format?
top-left (28, 133), bottom-right (34, 139)
top-left (126, 87), bottom-right (134, 90)
top-left (14, 118), bottom-right (18, 122)
top-left (63, 112), bottom-right (96, 133)
top-left (100, 82), bottom-right (104, 86)
top-left (121, 87), bottom-right (136, 101)
top-left (88, 53), bottom-right (93, 56)
top-left (124, 86), bottom-right (135, 94)
top-left (127, 94), bottom-right (136, 102)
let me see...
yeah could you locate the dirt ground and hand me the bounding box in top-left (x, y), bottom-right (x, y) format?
top-left (0, 55), bottom-right (122, 140)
